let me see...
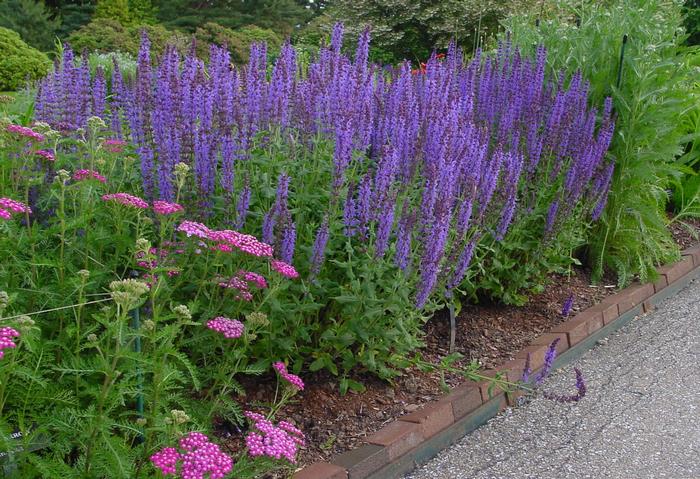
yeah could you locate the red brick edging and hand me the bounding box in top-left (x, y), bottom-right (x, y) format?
top-left (292, 245), bottom-right (700, 479)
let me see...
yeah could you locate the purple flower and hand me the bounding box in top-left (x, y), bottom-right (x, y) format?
top-left (543, 367), bottom-right (587, 403)
top-left (535, 338), bottom-right (560, 385)
top-left (310, 217), bottom-right (330, 277)
top-left (280, 218), bottom-right (296, 264)
top-left (545, 200), bottom-right (559, 234)
top-left (561, 294), bottom-right (574, 317)
top-left (235, 177), bottom-right (251, 229)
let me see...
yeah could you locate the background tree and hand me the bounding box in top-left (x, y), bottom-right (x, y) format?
top-left (0, 0), bottom-right (61, 51)
top-left (49, 1), bottom-right (96, 39)
top-left (684, 0), bottom-right (700, 45)
top-left (327, 0), bottom-right (525, 62)
top-left (94, 0), bottom-right (156, 26)
top-left (153, 0), bottom-right (311, 35)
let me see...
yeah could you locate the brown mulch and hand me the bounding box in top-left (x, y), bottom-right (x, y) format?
top-left (220, 218), bottom-right (699, 474)
top-left (668, 216), bottom-right (700, 250)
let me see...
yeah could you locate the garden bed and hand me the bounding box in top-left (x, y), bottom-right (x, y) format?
top-left (221, 218), bottom-right (699, 475)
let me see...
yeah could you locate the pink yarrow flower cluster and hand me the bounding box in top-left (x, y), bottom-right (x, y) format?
top-left (244, 411), bottom-right (305, 463)
top-left (206, 317), bottom-right (244, 339)
top-left (103, 138), bottom-right (127, 153)
top-left (34, 150), bottom-right (55, 161)
top-left (208, 229), bottom-right (273, 257)
top-left (74, 169), bottom-right (107, 183)
top-left (271, 260), bottom-right (299, 279)
top-left (6, 124), bottom-right (44, 142)
top-left (176, 221), bottom-right (212, 240)
top-left (273, 361), bottom-right (304, 390)
top-left (102, 193), bottom-right (149, 209)
top-left (154, 201), bottom-right (184, 215)
top-left (0, 327), bottom-right (20, 359)
top-left (240, 271), bottom-right (267, 289)
top-left (0, 198), bottom-right (31, 220)
top-left (176, 221), bottom-right (273, 258)
top-left (218, 270), bottom-right (268, 301)
top-left (150, 432), bottom-right (233, 479)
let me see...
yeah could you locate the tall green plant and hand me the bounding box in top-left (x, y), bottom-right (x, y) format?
top-left (502, 0), bottom-right (695, 284)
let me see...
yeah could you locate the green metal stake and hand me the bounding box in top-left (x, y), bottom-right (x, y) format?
top-left (616, 34), bottom-right (628, 90)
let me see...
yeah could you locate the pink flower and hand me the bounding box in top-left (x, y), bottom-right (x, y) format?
top-left (74, 169), bottom-right (107, 183)
top-left (244, 411), bottom-right (305, 463)
top-left (6, 124), bottom-right (44, 142)
top-left (218, 276), bottom-right (249, 291)
top-left (151, 433), bottom-right (233, 479)
top-left (0, 198), bottom-right (31, 221)
top-left (176, 221), bottom-right (212, 240)
top-left (34, 150), bottom-right (55, 161)
top-left (0, 327), bottom-right (20, 359)
top-left (240, 271), bottom-right (267, 289)
top-left (101, 193), bottom-right (149, 209)
top-left (104, 138), bottom-right (127, 153)
top-left (212, 243), bottom-right (233, 253)
top-left (150, 447), bottom-right (180, 476)
top-left (208, 229), bottom-right (273, 258)
top-left (271, 260), bottom-right (299, 279)
top-left (206, 317), bottom-right (244, 339)
top-left (153, 201), bottom-right (184, 215)
top-left (178, 432), bottom-right (209, 452)
top-left (273, 361), bottom-right (305, 390)
top-left (176, 222), bottom-right (273, 258)
top-left (180, 440), bottom-right (233, 479)
top-left (235, 291), bottom-right (253, 302)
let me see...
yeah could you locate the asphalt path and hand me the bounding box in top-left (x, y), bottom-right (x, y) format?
top-left (406, 278), bottom-right (700, 479)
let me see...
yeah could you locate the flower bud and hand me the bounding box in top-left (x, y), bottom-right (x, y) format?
top-left (172, 305), bottom-right (192, 320)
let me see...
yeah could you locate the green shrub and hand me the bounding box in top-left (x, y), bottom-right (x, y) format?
top-left (0, 27), bottom-right (50, 91)
top-left (502, 0), bottom-right (694, 285)
top-left (194, 23), bottom-right (282, 63)
top-left (0, 0), bottom-right (60, 52)
top-left (93, 0), bottom-right (157, 27)
top-left (67, 18), bottom-right (189, 57)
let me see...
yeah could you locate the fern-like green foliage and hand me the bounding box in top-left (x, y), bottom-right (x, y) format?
top-left (502, 0), bottom-right (694, 285)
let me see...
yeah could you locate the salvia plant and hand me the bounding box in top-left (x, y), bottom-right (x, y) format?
top-left (31, 25), bottom-right (616, 370)
top-left (502, 0), bottom-right (697, 284)
top-left (0, 22), bottom-right (611, 477)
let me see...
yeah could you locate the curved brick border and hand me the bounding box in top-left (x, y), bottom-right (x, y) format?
top-left (293, 245), bottom-right (700, 479)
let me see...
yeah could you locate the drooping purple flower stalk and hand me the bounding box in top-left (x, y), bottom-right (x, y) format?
top-left (543, 367), bottom-right (587, 402)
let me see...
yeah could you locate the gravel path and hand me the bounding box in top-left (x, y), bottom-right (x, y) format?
top-left (406, 278), bottom-right (700, 479)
